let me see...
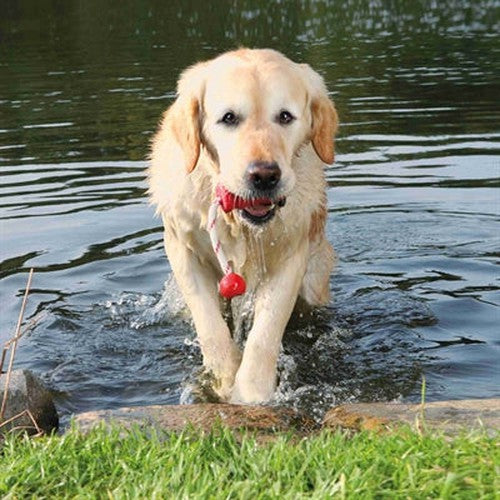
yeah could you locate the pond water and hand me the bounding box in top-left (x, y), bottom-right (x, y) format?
top-left (1, 1), bottom-right (499, 422)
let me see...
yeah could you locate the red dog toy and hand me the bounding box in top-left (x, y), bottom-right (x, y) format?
top-left (207, 185), bottom-right (248, 299)
top-left (215, 184), bottom-right (271, 213)
top-left (218, 272), bottom-right (246, 299)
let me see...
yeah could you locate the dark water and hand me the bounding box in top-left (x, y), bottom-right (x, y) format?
top-left (1, 1), bottom-right (499, 421)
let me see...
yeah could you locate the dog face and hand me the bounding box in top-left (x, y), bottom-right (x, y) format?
top-left (166, 49), bottom-right (337, 226)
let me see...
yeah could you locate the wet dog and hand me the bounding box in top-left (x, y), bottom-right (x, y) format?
top-left (148, 48), bottom-right (338, 403)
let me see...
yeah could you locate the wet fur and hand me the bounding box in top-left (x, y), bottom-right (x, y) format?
top-left (148, 48), bottom-right (338, 403)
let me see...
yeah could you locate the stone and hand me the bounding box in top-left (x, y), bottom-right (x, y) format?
top-left (74, 399), bottom-right (500, 438)
top-left (322, 399), bottom-right (500, 434)
top-left (74, 403), bottom-right (315, 437)
top-left (0, 369), bottom-right (58, 435)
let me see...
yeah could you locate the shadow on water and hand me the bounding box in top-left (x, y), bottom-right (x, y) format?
top-left (1, 0), bottom-right (499, 419)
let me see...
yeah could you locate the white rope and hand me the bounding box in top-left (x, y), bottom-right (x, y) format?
top-left (207, 200), bottom-right (232, 276)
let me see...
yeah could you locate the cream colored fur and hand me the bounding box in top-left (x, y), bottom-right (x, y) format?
top-left (148, 48), bottom-right (338, 403)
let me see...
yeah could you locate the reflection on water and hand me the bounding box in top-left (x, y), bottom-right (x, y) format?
top-left (1, 0), bottom-right (499, 419)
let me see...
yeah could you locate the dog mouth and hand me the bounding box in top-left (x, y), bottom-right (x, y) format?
top-left (240, 197), bottom-right (286, 225)
top-left (215, 184), bottom-right (286, 225)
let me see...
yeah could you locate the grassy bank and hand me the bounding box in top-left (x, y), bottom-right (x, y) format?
top-left (1, 424), bottom-right (497, 498)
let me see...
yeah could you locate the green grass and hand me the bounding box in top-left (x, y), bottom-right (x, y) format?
top-left (0, 424), bottom-right (497, 499)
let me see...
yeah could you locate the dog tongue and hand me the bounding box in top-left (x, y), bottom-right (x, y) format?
top-left (244, 202), bottom-right (272, 217)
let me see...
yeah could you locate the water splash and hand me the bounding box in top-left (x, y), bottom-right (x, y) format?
top-left (129, 275), bottom-right (188, 329)
top-left (18, 267), bottom-right (436, 421)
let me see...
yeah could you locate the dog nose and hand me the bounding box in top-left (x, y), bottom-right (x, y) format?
top-left (246, 161), bottom-right (281, 191)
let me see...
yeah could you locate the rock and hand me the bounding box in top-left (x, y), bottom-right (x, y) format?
top-left (74, 403), bottom-right (315, 438)
top-left (0, 369), bottom-right (58, 435)
top-left (322, 399), bottom-right (500, 434)
top-left (75, 399), bottom-right (500, 438)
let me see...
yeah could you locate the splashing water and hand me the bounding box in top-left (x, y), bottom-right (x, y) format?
top-left (129, 275), bottom-right (188, 330)
top-left (14, 264), bottom-right (439, 423)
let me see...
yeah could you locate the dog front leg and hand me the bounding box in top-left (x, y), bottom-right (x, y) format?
top-left (163, 234), bottom-right (241, 400)
top-left (231, 243), bottom-right (308, 404)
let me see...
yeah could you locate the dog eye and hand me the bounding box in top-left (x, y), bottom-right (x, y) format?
top-left (277, 110), bottom-right (295, 125)
top-left (219, 111), bottom-right (239, 126)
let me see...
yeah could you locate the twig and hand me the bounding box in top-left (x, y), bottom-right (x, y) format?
top-left (0, 312), bottom-right (44, 374)
top-left (0, 269), bottom-right (34, 421)
top-left (25, 408), bottom-right (42, 435)
top-left (0, 409), bottom-right (43, 436)
top-left (0, 410), bottom-right (34, 430)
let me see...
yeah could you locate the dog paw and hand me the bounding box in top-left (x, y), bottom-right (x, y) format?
top-left (206, 344), bottom-right (242, 401)
top-left (212, 373), bottom-right (236, 401)
top-left (230, 375), bottom-right (276, 404)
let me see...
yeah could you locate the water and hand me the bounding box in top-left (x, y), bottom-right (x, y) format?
top-left (1, 1), bottom-right (499, 421)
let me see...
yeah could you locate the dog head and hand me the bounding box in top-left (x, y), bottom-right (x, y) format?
top-left (159, 49), bottom-right (338, 226)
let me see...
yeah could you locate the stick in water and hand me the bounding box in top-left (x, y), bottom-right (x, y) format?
top-left (0, 269), bottom-right (34, 421)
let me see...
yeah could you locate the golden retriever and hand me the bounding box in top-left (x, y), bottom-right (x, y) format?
top-left (148, 48), bottom-right (338, 404)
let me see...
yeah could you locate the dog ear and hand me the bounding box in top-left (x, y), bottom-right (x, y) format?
top-left (311, 96), bottom-right (338, 165)
top-left (159, 62), bottom-right (207, 173)
top-left (164, 96), bottom-right (201, 173)
top-left (300, 63), bottom-right (339, 165)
